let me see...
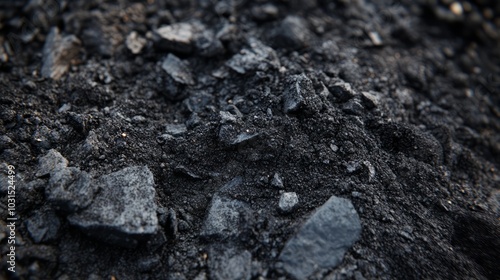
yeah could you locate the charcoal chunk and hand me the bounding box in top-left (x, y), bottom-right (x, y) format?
top-left (270, 16), bottom-right (311, 50)
top-left (68, 166), bottom-right (158, 247)
top-left (162, 54), bottom-right (195, 85)
top-left (46, 167), bottom-right (95, 213)
top-left (36, 149), bottom-right (68, 177)
top-left (280, 196), bottom-right (361, 279)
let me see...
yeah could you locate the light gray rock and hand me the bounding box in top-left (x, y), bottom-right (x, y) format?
top-left (165, 123), bottom-right (187, 136)
top-left (279, 192), bottom-right (299, 213)
top-left (279, 196), bottom-right (361, 279)
top-left (41, 27), bottom-right (81, 80)
top-left (155, 22), bottom-right (195, 53)
top-left (46, 167), bottom-right (95, 213)
top-left (270, 173), bottom-right (284, 188)
top-left (68, 166), bottom-right (158, 247)
top-left (36, 149), bottom-right (69, 177)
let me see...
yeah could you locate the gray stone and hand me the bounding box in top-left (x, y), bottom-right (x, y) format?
top-left (46, 167), bottom-right (95, 213)
top-left (41, 27), bottom-right (81, 80)
top-left (162, 53), bottom-right (195, 85)
top-left (201, 196), bottom-right (252, 240)
top-left (68, 166), bottom-right (158, 247)
top-left (279, 196), bottom-right (361, 279)
top-left (270, 16), bottom-right (311, 50)
top-left (155, 22), bottom-right (196, 53)
top-left (195, 29), bottom-right (225, 57)
top-left (231, 132), bottom-right (259, 145)
top-left (37, 149), bottom-right (69, 178)
top-left (279, 192), bottom-right (299, 213)
top-left (165, 123), bottom-right (187, 136)
top-left (270, 173), bottom-right (284, 188)
top-left (329, 81), bottom-right (357, 102)
top-left (342, 99), bottom-right (365, 115)
top-left (25, 208), bottom-right (61, 243)
top-left (126, 31), bottom-right (147, 54)
top-left (226, 38), bottom-right (280, 74)
top-left (208, 245), bottom-right (252, 280)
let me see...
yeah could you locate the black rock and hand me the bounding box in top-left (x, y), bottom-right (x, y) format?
top-left (279, 196), bottom-right (361, 279)
top-left (208, 244), bottom-right (252, 280)
top-left (283, 74), bottom-right (321, 114)
top-left (342, 99), bottom-right (365, 115)
top-left (195, 29), bottom-right (225, 57)
top-left (162, 54), bottom-right (195, 85)
top-left (270, 16), bottom-right (311, 50)
top-left (201, 195), bottom-right (252, 240)
top-left (25, 208), bottom-right (61, 243)
top-left (36, 149), bottom-right (68, 178)
top-left (68, 166), bottom-right (158, 247)
top-left (46, 167), bottom-right (95, 213)
top-left (329, 81), bottom-right (357, 102)
top-left (41, 27), bottom-right (81, 80)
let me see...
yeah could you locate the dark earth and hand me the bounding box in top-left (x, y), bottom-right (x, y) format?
top-left (1, 0), bottom-right (500, 279)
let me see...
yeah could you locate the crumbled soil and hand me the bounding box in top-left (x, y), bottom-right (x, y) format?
top-left (0, 0), bottom-right (499, 279)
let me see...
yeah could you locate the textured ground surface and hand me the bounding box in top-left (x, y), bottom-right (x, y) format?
top-left (0, 0), bottom-right (499, 279)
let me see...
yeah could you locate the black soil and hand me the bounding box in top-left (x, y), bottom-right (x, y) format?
top-left (1, 0), bottom-right (499, 279)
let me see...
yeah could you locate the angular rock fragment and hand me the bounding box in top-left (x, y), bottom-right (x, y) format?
top-left (126, 31), bottom-right (147, 54)
top-left (195, 29), bottom-right (225, 57)
top-left (25, 208), bottom-right (61, 243)
top-left (162, 53), bottom-right (195, 85)
top-left (154, 22), bottom-right (195, 53)
top-left (41, 27), bottom-right (81, 80)
top-left (208, 245), bottom-right (252, 280)
top-left (280, 196), bottom-right (361, 279)
top-left (270, 16), bottom-right (311, 50)
top-left (201, 196), bottom-right (252, 240)
top-left (342, 99), bottom-right (364, 115)
top-left (226, 38), bottom-right (280, 74)
top-left (68, 166), bottom-right (158, 247)
top-left (165, 123), bottom-right (187, 136)
top-left (36, 149), bottom-right (68, 177)
top-left (231, 132), bottom-right (259, 145)
top-left (46, 167), bottom-right (95, 213)
top-left (283, 74), bottom-right (321, 114)
top-left (270, 173), bottom-right (284, 189)
top-left (279, 192), bottom-right (299, 213)
top-left (329, 81), bottom-right (357, 102)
